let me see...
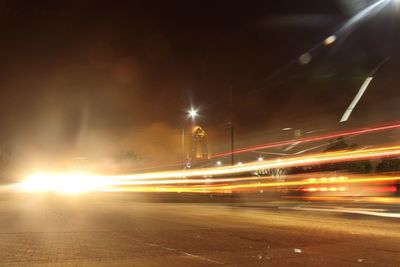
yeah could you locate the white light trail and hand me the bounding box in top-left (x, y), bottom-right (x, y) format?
top-left (340, 77), bottom-right (373, 122)
top-left (280, 206), bottom-right (400, 219)
top-left (337, 0), bottom-right (391, 36)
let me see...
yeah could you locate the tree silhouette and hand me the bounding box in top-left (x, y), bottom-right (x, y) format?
top-left (321, 138), bottom-right (372, 174)
top-left (376, 158), bottom-right (400, 173)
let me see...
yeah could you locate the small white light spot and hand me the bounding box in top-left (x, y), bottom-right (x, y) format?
top-left (299, 53), bottom-right (312, 65)
top-left (324, 35), bottom-right (336, 46)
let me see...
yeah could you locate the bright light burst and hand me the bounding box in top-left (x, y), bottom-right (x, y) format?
top-left (187, 108), bottom-right (199, 119)
top-left (18, 172), bottom-right (108, 194)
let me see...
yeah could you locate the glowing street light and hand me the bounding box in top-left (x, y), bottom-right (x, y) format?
top-left (187, 108), bottom-right (199, 119)
top-left (258, 157), bottom-right (264, 162)
top-left (216, 161), bottom-right (222, 166)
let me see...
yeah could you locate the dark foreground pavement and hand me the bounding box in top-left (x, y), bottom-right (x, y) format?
top-left (0, 193), bottom-right (400, 266)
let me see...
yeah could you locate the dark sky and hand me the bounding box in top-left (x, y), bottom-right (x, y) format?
top-left (0, 0), bottom-right (399, 167)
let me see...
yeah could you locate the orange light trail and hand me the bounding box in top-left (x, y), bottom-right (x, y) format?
top-left (17, 144), bottom-right (400, 194)
top-left (110, 176), bottom-right (264, 186)
top-left (110, 174), bottom-right (347, 186)
top-left (105, 175), bottom-right (400, 193)
top-left (206, 176), bottom-right (398, 191)
top-left (111, 144), bottom-right (400, 181)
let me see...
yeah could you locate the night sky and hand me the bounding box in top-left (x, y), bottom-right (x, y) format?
top-left (0, 0), bottom-right (399, 168)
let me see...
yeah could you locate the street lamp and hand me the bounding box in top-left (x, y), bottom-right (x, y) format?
top-left (181, 107), bottom-right (199, 169)
top-left (188, 108), bottom-right (198, 120)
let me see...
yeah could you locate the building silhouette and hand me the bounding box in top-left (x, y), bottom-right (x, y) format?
top-left (190, 126), bottom-right (209, 161)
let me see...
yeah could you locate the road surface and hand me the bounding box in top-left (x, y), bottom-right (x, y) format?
top-left (0, 193), bottom-right (399, 266)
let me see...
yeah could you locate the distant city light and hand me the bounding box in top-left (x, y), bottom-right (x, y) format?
top-left (216, 161), bottom-right (222, 166)
top-left (258, 157), bottom-right (264, 161)
top-left (323, 35), bottom-right (336, 46)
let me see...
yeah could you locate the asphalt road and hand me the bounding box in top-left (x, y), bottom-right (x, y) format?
top-left (0, 193), bottom-right (400, 266)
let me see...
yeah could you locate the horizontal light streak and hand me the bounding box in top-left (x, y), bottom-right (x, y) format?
top-left (18, 144), bottom-right (400, 194)
top-left (106, 175), bottom-right (400, 194)
top-left (112, 145), bottom-right (400, 181)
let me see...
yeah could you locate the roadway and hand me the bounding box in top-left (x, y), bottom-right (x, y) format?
top-left (0, 193), bottom-right (399, 266)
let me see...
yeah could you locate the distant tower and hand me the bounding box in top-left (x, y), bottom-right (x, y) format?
top-left (190, 126), bottom-right (209, 161)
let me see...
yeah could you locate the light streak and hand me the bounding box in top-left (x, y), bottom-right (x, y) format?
top-left (108, 172), bottom-right (343, 187)
top-left (340, 57), bottom-right (390, 123)
top-left (201, 175), bottom-right (399, 191)
top-left (340, 77), bottom-right (373, 122)
top-left (280, 206), bottom-right (400, 219)
top-left (305, 176), bottom-right (347, 182)
top-left (17, 144), bottom-right (400, 194)
top-left (114, 144), bottom-right (400, 181)
top-left (285, 196), bottom-right (400, 204)
top-left (212, 122), bottom-right (400, 158)
top-left (104, 175), bottom-right (400, 193)
top-left (110, 176), bottom-right (265, 186)
top-left (337, 0), bottom-right (391, 36)
top-left (303, 187), bottom-right (346, 192)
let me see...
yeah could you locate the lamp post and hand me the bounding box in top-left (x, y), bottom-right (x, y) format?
top-left (182, 108), bottom-right (198, 169)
